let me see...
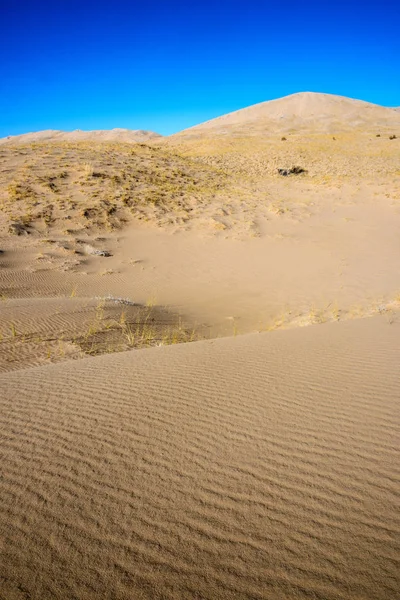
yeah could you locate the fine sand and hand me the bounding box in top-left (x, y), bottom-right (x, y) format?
top-left (0, 129), bottom-right (162, 145)
top-left (0, 92), bottom-right (399, 598)
top-left (175, 91), bottom-right (400, 136)
top-left (1, 316), bottom-right (399, 599)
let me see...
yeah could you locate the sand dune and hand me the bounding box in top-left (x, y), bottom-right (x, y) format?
top-left (176, 92), bottom-right (400, 136)
top-left (2, 93), bottom-right (399, 146)
top-left (1, 92), bottom-right (400, 598)
top-left (164, 93), bottom-right (399, 189)
top-left (1, 315), bottom-right (399, 599)
top-left (0, 128), bottom-right (162, 145)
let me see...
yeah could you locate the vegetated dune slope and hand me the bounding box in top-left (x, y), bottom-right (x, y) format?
top-left (163, 92), bottom-right (400, 186)
top-left (1, 315), bottom-right (399, 600)
top-left (176, 92), bottom-right (400, 135)
top-left (0, 128), bottom-right (162, 145)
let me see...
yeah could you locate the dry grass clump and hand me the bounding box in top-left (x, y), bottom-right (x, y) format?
top-left (165, 132), bottom-right (400, 183)
top-left (8, 218), bottom-right (31, 235)
top-left (37, 171), bottom-right (68, 192)
top-left (263, 295), bottom-right (400, 333)
top-left (278, 166), bottom-right (307, 176)
top-left (0, 141), bottom-right (231, 235)
top-left (2, 130), bottom-right (398, 239)
top-left (7, 182), bottom-right (36, 201)
top-left (0, 297), bottom-right (201, 372)
top-left (77, 303), bottom-right (197, 355)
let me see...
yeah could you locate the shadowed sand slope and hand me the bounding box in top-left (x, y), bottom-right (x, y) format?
top-left (176, 92), bottom-right (400, 135)
top-left (1, 315), bottom-right (399, 600)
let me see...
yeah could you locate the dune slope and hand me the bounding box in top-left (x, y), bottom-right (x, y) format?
top-left (176, 92), bottom-right (400, 135)
top-left (1, 315), bottom-right (399, 599)
top-left (0, 129), bottom-right (162, 145)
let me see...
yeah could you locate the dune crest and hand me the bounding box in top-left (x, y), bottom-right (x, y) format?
top-left (176, 91), bottom-right (400, 135)
top-left (1, 90), bottom-right (400, 599)
top-left (0, 128), bottom-right (162, 145)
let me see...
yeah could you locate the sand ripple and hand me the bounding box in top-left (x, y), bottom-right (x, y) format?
top-left (0, 316), bottom-right (399, 599)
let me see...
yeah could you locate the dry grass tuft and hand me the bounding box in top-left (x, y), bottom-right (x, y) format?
top-left (0, 141), bottom-right (232, 235)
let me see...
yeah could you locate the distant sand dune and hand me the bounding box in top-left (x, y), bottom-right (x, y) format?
top-left (2, 93), bottom-right (399, 146)
top-left (176, 92), bottom-right (400, 135)
top-left (1, 316), bottom-right (399, 599)
top-left (0, 128), bottom-right (162, 145)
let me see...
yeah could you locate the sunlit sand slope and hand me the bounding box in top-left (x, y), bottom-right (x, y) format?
top-left (1, 315), bottom-right (399, 599)
top-left (177, 92), bottom-right (400, 135)
top-left (0, 129), bottom-right (162, 145)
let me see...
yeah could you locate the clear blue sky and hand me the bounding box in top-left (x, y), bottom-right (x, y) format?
top-left (1, 0), bottom-right (399, 137)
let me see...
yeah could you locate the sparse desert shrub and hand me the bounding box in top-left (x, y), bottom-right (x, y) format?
top-left (7, 183), bottom-right (35, 201)
top-left (38, 173), bottom-right (64, 192)
top-left (9, 221), bottom-right (29, 235)
top-left (278, 166), bottom-right (307, 176)
top-left (389, 134), bottom-right (397, 140)
top-left (100, 200), bottom-right (117, 215)
top-left (376, 134), bottom-right (381, 137)
top-left (291, 166), bottom-right (307, 174)
top-left (81, 207), bottom-right (97, 219)
top-left (35, 204), bottom-right (54, 225)
top-left (281, 137), bottom-right (287, 141)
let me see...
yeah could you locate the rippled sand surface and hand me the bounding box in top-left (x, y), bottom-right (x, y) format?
top-left (1, 316), bottom-right (399, 599)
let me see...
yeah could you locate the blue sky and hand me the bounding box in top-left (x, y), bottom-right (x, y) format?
top-left (1, 0), bottom-right (399, 137)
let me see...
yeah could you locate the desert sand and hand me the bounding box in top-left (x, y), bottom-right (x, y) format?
top-left (0, 129), bottom-right (162, 145)
top-left (0, 92), bottom-right (399, 598)
top-left (175, 91), bottom-right (400, 135)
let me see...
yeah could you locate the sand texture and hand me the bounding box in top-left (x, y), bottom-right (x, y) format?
top-left (1, 92), bottom-right (400, 598)
top-left (176, 92), bottom-right (400, 136)
top-left (0, 129), bottom-right (162, 146)
top-left (1, 316), bottom-right (399, 599)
